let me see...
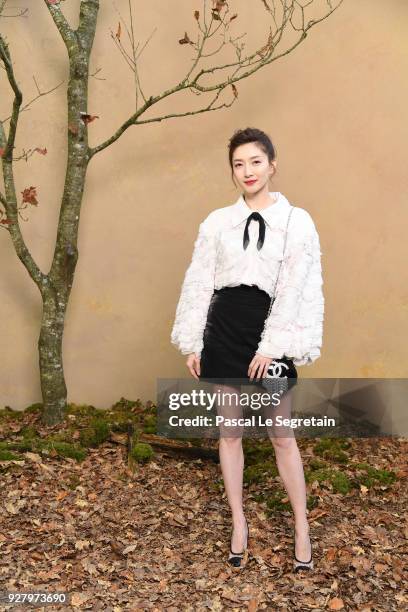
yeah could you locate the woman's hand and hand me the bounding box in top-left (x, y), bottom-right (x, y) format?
top-left (248, 352), bottom-right (273, 381)
top-left (186, 353), bottom-right (201, 380)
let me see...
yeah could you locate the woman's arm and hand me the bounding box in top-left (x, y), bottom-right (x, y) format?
top-left (170, 218), bottom-right (217, 358)
top-left (257, 210), bottom-right (324, 364)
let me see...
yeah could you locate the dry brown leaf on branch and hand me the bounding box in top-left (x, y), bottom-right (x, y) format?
top-left (80, 112), bottom-right (99, 125)
top-left (178, 31), bottom-right (192, 45)
top-left (21, 186), bottom-right (38, 206)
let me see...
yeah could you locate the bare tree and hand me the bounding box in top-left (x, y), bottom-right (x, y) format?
top-left (0, 0), bottom-right (343, 425)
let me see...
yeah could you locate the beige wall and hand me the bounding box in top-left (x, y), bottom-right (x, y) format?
top-left (1, 0), bottom-right (407, 410)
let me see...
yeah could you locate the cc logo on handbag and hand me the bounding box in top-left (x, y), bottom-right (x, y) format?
top-left (267, 360), bottom-right (290, 378)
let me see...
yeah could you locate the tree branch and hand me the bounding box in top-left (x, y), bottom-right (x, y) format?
top-left (76, 0), bottom-right (99, 52)
top-left (134, 86), bottom-right (237, 126)
top-left (0, 35), bottom-right (47, 287)
top-left (43, 0), bottom-right (77, 52)
top-left (0, 74), bottom-right (65, 127)
top-left (0, 34), bottom-right (22, 161)
top-left (88, 0), bottom-right (343, 160)
top-left (110, 0), bottom-right (153, 108)
top-left (0, 0), bottom-right (28, 18)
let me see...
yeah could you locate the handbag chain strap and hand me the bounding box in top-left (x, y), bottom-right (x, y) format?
top-left (262, 205), bottom-right (295, 327)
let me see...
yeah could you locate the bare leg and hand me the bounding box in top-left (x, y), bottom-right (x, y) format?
top-left (264, 388), bottom-right (311, 562)
top-left (214, 383), bottom-right (247, 553)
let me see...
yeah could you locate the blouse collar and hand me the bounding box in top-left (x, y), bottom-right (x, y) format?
top-left (230, 191), bottom-right (289, 228)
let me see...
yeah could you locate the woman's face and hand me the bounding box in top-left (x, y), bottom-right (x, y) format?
top-left (232, 142), bottom-right (276, 194)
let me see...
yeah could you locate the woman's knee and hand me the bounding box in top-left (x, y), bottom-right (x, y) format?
top-left (219, 435), bottom-right (243, 447)
top-left (270, 435), bottom-right (296, 451)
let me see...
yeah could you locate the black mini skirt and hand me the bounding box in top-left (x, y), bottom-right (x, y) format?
top-left (199, 284), bottom-right (297, 387)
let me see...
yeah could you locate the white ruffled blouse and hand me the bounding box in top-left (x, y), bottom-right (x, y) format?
top-left (170, 191), bottom-right (324, 366)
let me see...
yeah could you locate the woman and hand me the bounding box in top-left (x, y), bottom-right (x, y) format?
top-left (170, 127), bottom-right (324, 572)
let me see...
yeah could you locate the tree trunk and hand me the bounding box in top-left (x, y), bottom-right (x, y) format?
top-left (38, 282), bottom-right (71, 426)
top-left (36, 5), bottom-right (97, 424)
top-left (38, 211), bottom-right (82, 426)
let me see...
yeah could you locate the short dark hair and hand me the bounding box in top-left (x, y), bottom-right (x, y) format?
top-left (228, 127), bottom-right (277, 186)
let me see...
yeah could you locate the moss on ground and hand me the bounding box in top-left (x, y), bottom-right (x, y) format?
top-left (209, 479), bottom-right (224, 493)
top-left (0, 407), bottom-right (25, 421)
top-left (79, 417), bottom-right (110, 448)
top-left (0, 414), bottom-right (87, 462)
top-left (20, 425), bottom-right (40, 439)
top-left (111, 397), bottom-right (144, 412)
top-left (103, 410), bottom-right (135, 433)
top-left (265, 490), bottom-right (292, 513)
top-left (43, 440), bottom-right (87, 462)
top-left (0, 438), bottom-right (87, 462)
top-left (129, 442), bottom-right (154, 464)
top-left (309, 458), bottom-right (328, 470)
top-left (253, 490), bottom-right (318, 515)
top-left (313, 437), bottom-right (351, 463)
top-left (243, 460), bottom-right (278, 485)
top-left (0, 400), bottom-right (154, 468)
top-left (353, 462), bottom-right (397, 487)
top-left (66, 403), bottom-right (99, 418)
top-left (0, 449), bottom-right (22, 461)
top-left (143, 415), bottom-right (157, 434)
top-left (305, 466), bottom-right (351, 494)
top-left (24, 403), bottom-right (43, 414)
top-left (243, 439), bottom-right (275, 465)
top-left (0, 440), bottom-right (36, 453)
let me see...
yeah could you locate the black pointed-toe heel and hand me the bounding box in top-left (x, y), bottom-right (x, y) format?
top-left (227, 518), bottom-right (249, 569)
top-left (293, 528), bottom-right (314, 573)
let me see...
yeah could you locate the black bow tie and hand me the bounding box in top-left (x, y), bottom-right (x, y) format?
top-left (243, 212), bottom-right (266, 250)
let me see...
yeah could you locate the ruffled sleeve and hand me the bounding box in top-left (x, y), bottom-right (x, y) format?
top-left (170, 219), bottom-right (217, 358)
top-left (257, 211), bottom-right (324, 366)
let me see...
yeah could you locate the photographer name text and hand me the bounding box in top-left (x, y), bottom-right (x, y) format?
top-left (167, 415), bottom-right (335, 429)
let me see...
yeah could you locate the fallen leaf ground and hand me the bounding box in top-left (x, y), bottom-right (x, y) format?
top-left (0, 408), bottom-right (407, 611)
